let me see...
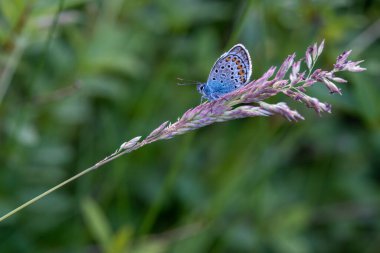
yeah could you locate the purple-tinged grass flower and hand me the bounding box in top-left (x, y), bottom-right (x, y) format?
top-left (334, 50), bottom-right (366, 72)
top-left (115, 40), bottom-right (365, 151)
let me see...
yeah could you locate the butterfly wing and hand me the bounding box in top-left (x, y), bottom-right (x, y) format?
top-left (228, 44), bottom-right (252, 83)
top-left (206, 44), bottom-right (252, 95)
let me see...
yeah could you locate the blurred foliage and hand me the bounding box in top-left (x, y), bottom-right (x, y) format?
top-left (0, 0), bottom-right (379, 252)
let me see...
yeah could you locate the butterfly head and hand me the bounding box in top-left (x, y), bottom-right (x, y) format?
top-left (197, 83), bottom-right (213, 100)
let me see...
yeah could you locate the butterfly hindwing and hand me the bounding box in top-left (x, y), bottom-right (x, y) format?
top-left (228, 44), bottom-right (252, 82)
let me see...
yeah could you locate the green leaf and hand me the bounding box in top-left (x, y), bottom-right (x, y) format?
top-left (81, 197), bottom-right (112, 251)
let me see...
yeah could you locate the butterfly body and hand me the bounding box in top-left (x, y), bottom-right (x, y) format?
top-left (197, 44), bottom-right (252, 101)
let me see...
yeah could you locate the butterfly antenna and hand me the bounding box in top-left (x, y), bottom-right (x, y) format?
top-left (177, 77), bottom-right (199, 86)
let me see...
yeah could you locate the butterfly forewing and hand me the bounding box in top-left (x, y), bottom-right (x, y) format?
top-left (206, 44), bottom-right (252, 92)
top-left (198, 43), bottom-right (252, 101)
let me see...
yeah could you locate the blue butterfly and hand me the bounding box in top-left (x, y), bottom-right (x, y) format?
top-left (197, 44), bottom-right (252, 101)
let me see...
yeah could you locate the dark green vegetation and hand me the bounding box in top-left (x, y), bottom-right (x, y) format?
top-left (0, 0), bottom-right (379, 252)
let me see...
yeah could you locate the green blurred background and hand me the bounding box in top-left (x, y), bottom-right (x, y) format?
top-left (0, 0), bottom-right (379, 252)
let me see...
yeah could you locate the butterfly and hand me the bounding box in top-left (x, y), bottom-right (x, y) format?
top-left (197, 44), bottom-right (252, 101)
